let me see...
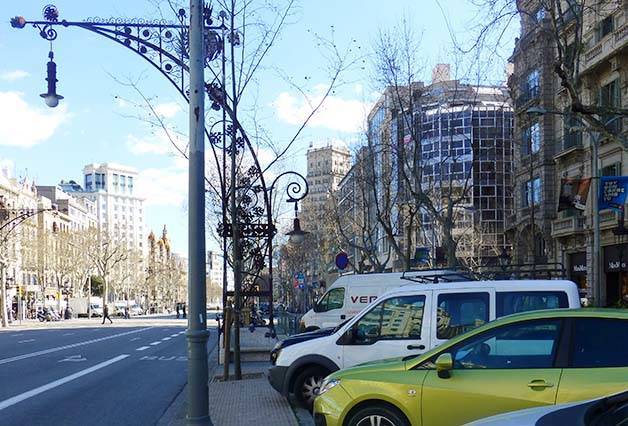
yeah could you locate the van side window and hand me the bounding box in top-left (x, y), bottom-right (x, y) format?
top-left (351, 295), bottom-right (426, 344)
top-left (316, 288), bottom-right (345, 312)
top-left (496, 291), bottom-right (568, 317)
top-left (437, 293), bottom-right (489, 340)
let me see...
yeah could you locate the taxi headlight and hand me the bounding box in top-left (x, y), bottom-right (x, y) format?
top-left (318, 378), bottom-right (341, 396)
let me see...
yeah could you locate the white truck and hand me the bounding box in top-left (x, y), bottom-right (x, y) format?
top-left (68, 297), bottom-right (103, 318)
top-left (300, 270), bottom-right (474, 331)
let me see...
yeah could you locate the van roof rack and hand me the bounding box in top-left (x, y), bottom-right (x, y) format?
top-left (476, 262), bottom-right (567, 281)
top-left (400, 267), bottom-right (478, 284)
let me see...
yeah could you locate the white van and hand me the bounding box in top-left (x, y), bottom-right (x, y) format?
top-left (300, 270), bottom-right (474, 331)
top-left (269, 279), bottom-right (580, 408)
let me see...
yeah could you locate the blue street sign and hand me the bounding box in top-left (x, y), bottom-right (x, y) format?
top-left (335, 252), bottom-right (349, 270)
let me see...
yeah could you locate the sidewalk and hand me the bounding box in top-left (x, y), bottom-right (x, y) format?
top-left (159, 327), bottom-right (313, 426)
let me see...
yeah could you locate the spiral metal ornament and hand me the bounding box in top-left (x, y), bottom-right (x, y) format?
top-left (37, 24), bottom-right (58, 41)
top-left (42, 4), bottom-right (59, 22)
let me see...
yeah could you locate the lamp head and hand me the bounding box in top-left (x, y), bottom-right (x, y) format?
top-left (41, 51), bottom-right (63, 108)
top-left (286, 217), bottom-right (308, 245)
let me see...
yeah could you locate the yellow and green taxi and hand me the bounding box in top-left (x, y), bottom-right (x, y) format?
top-left (313, 309), bottom-right (628, 426)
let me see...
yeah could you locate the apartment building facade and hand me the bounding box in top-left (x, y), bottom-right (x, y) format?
top-left (510, 0), bottom-right (627, 305)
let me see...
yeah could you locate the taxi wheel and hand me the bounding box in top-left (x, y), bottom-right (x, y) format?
top-left (293, 366), bottom-right (329, 410)
top-left (346, 404), bottom-right (409, 426)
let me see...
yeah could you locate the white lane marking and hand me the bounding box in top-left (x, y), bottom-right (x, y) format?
top-left (0, 355), bottom-right (129, 411)
top-left (62, 333), bottom-right (75, 336)
top-left (136, 346), bottom-right (150, 351)
top-left (10, 334), bottom-right (24, 337)
top-left (130, 337), bottom-right (141, 341)
top-left (59, 355), bottom-right (87, 363)
top-left (169, 334), bottom-right (179, 337)
top-left (0, 328), bottom-right (149, 366)
top-left (161, 337), bottom-right (171, 341)
top-left (149, 341), bottom-right (161, 346)
top-left (17, 339), bottom-right (35, 344)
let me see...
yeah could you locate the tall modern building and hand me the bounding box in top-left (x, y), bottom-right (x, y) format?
top-left (62, 163), bottom-right (146, 253)
top-left (347, 65), bottom-right (514, 271)
top-left (509, 0), bottom-right (627, 305)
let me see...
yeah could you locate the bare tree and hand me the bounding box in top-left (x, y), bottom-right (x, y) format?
top-left (460, 0), bottom-right (627, 142)
top-left (87, 231), bottom-right (129, 306)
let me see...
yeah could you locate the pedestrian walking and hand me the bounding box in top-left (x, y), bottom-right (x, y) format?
top-left (175, 303), bottom-right (180, 319)
top-left (102, 304), bottom-right (113, 325)
top-left (182, 303), bottom-right (186, 319)
top-left (124, 306), bottom-right (130, 319)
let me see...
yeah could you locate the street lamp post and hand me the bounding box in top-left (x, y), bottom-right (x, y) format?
top-left (526, 106), bottom-right (625, 306)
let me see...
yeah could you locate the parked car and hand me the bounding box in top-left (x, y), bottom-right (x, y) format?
top-left (313, 308), bottom-right (628, 426)
top-left (90, 303), bottom-right (103, 317)
top-left (300, 269), bottom-right (476, 331)
top-left (269, 279), bottom-right (580, 409)
top-left (466, 389), bottom-right (628, 426)
top-left (129, 304), bottom-right (143, 316)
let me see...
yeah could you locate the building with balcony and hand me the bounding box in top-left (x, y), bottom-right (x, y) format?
top-left (510, 0), bottom-right (627, 305)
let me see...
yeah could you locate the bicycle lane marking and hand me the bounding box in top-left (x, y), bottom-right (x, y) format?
top-left (0, 354), bottom-right (130, 411)
top-left (0, 328), bottom-right (150, 365)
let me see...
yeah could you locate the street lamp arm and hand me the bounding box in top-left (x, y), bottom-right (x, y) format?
top-left (0, 208), bottom-right (56, 242)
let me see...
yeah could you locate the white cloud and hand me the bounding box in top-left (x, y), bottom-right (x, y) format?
top-left (0, 70), bottom-right (29, 81)
top-left (137, 165), bottom-right (188, 207)
top-left (154, 102), bottom-right (182, 119)
top-left (0, 91), bottom-right (69, 148)
top-left (272, 85), bottom-right (371, 133)
top-left (126, 130), bottom-right (187, 156)
top-left (0, 157), bottom-right (15, 180)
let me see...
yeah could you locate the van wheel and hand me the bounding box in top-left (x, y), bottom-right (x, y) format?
top-left (293, 366), bottom-right (329, 409)
top-left (346, 404), bottom-right (409, 426)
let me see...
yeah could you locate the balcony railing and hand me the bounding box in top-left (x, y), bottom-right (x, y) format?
top-left (551, 215), bottom-right (586, 237)
top-left (583, 23), bottom-right (628, 72)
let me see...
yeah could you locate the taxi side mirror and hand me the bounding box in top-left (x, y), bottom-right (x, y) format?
top-left (435, 353), bottom-right (453, 379)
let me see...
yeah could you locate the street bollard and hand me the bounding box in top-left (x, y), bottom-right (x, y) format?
top-left (223, 307), bottom-right (232, 381)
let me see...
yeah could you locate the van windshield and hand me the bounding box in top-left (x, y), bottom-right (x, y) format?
top-left (315, 288), bottom-right (345, 312)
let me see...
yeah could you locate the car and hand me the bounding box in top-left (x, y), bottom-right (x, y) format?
top-left (90, 303), bottom-right (103, 317)
top-left (466, 389), bottom-right (628, 426)
top-left (313, 308), bottom-right (628, 426)
top-left (129, 304), bottom-right (143, 316)
top-left (270, 279), bottom-right (580, 409)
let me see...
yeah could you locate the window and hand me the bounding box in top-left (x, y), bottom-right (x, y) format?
top-left (120, 175), bottom-right (127, 193)
top-left (436, 292), bottom-right (489, 339)
top-left (598, 15), bottom-right (614, 40)
top-left (563, 114), bottom-right (582, 149)
top-left (85, 174), bottom-right (93, 191)
top-left (496, 292), bottom-right (568, 317)
top-left (352, 295), bottom-right (426, 344)
top-left (599, 80), bottom-right (622, 133)
top-left (522, 122), bottom-right (541, 155)
top-left (602, 163), bottom-right (621, 177)
top-left (525, 69), bottom-right (540, 100)
top-left (94, 173), bottom-right (106, 190)
top-left (450, 320), bottom-right (561, 369)
top-left (571, 318), bottom-right (628, 368)
top-left (128, 176), bottom-right (134, 193)
top-left (535, 7), bottom-right (545, 22)
top-left (315, 288), bottom-right (345, 312)
top-left (523, 177), bottom-right (542, 207)
top-left (113, 174), bottom-right (119, 189)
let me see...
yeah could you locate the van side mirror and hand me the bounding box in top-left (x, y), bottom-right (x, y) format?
top-left (435, 353), bottom-right (453, 379)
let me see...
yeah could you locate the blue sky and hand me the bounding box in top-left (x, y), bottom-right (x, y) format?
top-left (0, 0), bottom-right (515, 256)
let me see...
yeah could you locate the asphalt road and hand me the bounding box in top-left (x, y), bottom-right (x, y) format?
top-left (0, 316), bottom-right (218, 426)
